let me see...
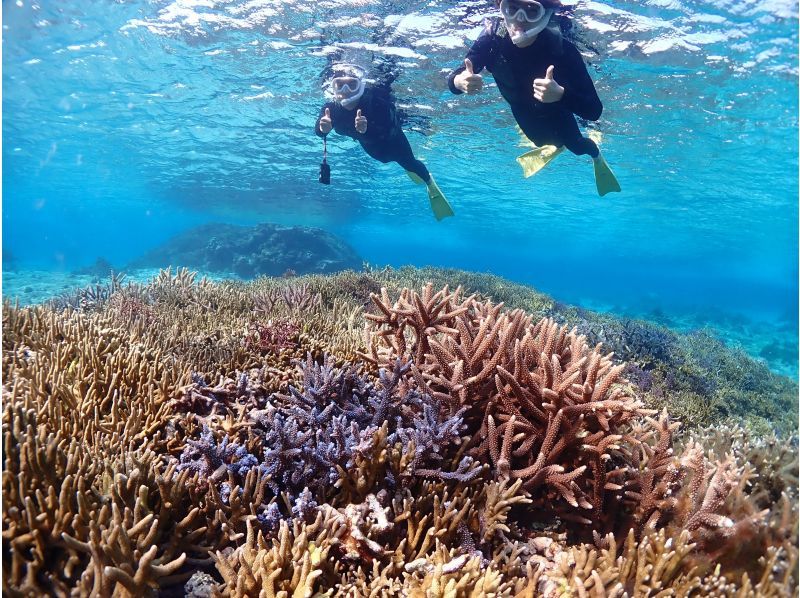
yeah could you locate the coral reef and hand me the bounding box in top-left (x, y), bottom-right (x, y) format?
top-left (73, 256), bottom-right (117, 279)
top-left (3, 268), bottom-right (797, 596)
top-left (126, 222), bottom-right (363, 277)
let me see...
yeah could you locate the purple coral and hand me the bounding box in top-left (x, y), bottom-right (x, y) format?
top-left (292, 487), bottom-right (319, 522)
top-left (177, 426), bottom-right (259, 486)
top-left (250, 354), bottom-right (467, 504)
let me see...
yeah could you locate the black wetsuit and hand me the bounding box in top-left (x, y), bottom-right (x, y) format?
top-left (448, 19), bottom-right (602, 157)
top-left (315, 86), bottom-right (430, 182)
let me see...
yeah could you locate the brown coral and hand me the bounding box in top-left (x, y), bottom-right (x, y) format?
top-left (3, 274), bottom-right (797, 598)
top-left (360, 284), bottom-right (655, 532)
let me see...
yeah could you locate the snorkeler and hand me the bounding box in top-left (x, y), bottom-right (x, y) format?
top-left (448, 0), bottom-right (621, 196)
top-left (315, 64), bottom-right (455, 220)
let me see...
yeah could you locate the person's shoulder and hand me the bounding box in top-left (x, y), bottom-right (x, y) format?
top-left (480, 16), bottom-right (503, 39)
top-left (560, 37), bottom-right (582, 56)
top-left (367, 82), bottom-right (392, 100)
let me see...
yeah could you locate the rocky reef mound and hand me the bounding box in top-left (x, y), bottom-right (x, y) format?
top-left (127, 222), bottom-right (362, 277)
top-left (3, 267), bottom-right (797, 596)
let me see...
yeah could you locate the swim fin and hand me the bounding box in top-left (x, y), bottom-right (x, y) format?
top-left (427, 176), bottom-right (455, 221)
top-left (406, 170), bottom-right (426, 185)
top-left (516, 145), bottom-right (564, 178)
top-left (593, 154), bottom-right (622, 196)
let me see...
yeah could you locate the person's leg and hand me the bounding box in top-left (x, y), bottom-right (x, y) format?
top-left (553, 114), bottom-right (599, 158)
top-left (377, 131), bottom-right (452, 219)
top-left (564, 135), bottom-right (599, 158)
top-left (362, 134), bottom-right (431, 182)
top-left (384, 132), bottom-right (431, 182)
top-left (360, 141), bottom-right (393, 164)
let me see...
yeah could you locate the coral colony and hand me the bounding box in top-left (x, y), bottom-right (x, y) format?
top-left (2, 267), bottom-right (797, 596)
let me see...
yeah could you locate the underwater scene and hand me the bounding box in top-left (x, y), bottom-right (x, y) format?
top-left (2, 0), bottom-right (798, 596)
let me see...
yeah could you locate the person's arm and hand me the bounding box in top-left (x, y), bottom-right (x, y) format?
top-left (447, 21), bottom-right (496, 94)
top-left (315, 102), bottom-right (336, 137)
top-left (557, 43), bottom-right (603, 121)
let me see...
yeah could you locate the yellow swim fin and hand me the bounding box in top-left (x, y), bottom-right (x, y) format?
top-left (593, 154), bottom-right (621, 196)
top-left (516, 145), bottom-right (564, 178)
top-left (587, 129), bottom-right (603, 145)
top-left (406, 170), bottom-right (426, 185)
top-left (427, 176), bottom-right (454, 221)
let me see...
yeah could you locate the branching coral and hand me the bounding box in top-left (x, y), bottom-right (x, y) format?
top-left (3, 274), bottom-right (797, 598)
top-left (361, 284), bottom-right (655, 532)
top-left (213, 515), bottom-right (334, 597)
top-left (541, 526), bottom-right (796, 597)
top-left (2, 402), bottom-right (209, 596)
top-left (243, 319), bottom-right (300, 354)
top-left (249, 353), bottom-right (468, 503)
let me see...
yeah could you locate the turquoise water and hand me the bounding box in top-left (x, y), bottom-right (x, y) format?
top-left (3, 0), bottom-right (798, 372)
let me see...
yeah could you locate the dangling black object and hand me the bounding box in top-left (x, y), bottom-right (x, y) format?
top-left (319, 136), bottom-right (331, 185)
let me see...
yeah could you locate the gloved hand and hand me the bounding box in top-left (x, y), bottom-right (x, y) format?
top-left (533, 65), bottom-right (564, 103)
top-left (454, 59), bottom-right (483, 94)
top-left (319, 107), bottom-right (333, 134)
top-left (355, 109), bottom-right (368, 134)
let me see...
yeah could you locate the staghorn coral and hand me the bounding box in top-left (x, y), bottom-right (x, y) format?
top-left (243, 318), bottom-right (300, 354)
top-left (618, 410), bottom-right (798, 588)
top-left (541, 526), bottom-right (796, 597)
top-left (212, 514), bottom-right (335, 597)
top-left (1, 300), bottom-right (211, 596)
top-left (249, 353), bottom-right (469, 503)
top-left (360, 284), bottom-right (655, 533)
top-left (3, 271), bottom-right (797, 597)
top-left (2, 403), bottom-right (210, 596)
top-left (46, 271), bottom-right (128, 312)
top-left (176, 425), bottom-right (259, 485)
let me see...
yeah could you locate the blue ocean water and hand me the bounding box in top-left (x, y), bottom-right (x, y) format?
top-left (3, 0), bottom-right (798, 373)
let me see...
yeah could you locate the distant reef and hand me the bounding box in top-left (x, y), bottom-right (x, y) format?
top-left (73, 257), bottom-right (116, 278)
top-left (127, 222), bottom-right (362, 277)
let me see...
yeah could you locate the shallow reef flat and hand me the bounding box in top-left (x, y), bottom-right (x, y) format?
top-left (3, 266), bottom-right (798, 596)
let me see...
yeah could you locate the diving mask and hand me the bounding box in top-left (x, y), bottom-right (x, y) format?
top-left (329, 64), bottom-right (367, 108)
top-left (499, 0), bottom-right (554, 46)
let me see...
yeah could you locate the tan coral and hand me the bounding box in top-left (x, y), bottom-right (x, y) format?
top-left (213, 515), bottom-right (335, 597)
top-left (360, 285), bottom-right (655, 528)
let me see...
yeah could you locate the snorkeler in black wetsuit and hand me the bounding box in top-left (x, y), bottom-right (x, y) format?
top-left (315, 64), bottom-right (454, 220)
top-left (448, 0), bottom-right (621, 195)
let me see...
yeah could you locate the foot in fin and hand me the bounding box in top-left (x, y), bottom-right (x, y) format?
top-left (593, 154), bottom-right (621, 196)
top-left (516, 145), bottom-right (564, 178)
top-left (427, 177), bottom-right (455, 221)
top-left (406, 170), bottom-right (426, 185)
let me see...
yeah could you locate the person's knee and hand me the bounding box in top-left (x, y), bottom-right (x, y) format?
top-left (566, 137), bottom-right (599, 158)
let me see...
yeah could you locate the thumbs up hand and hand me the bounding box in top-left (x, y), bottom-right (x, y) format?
top-left (454, 58), bottom-right (483, 94)
top-left (354, 109), bottom-right (368, 134)
top-left (319, 107), bottom-right (333, 134)
top-left (533, 65), bottom-right (564, 103)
